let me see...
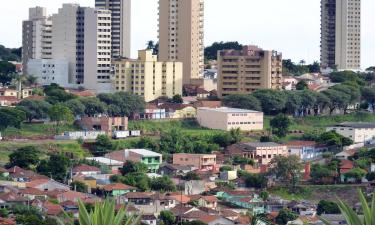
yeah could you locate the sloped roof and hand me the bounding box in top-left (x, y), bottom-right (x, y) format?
top-left (103, 183), bottom-right (136, 191)
top-left (72, 164), bottom-right (101, 173)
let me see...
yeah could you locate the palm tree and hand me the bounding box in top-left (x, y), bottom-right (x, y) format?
top-left (26, 75), bottom-right (38, 88)
top-left (146, 40), bottom-right (155, 50)
top-left (321, 190), bottom-right (375, 225)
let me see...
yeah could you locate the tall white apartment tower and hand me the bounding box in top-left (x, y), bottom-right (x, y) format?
top-left (51, 4), bottom-right (112, 92)
top-left (321, 0), bottom-right (361, 70)
top-left (22, 7), bottom-right (52, 73)
top-left (158, 0), bottom-right (205, 85)
top-left (95, 0), bottom-right (131, 58)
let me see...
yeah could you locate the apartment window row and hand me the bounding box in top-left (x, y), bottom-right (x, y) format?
top-left (228, 122), bottom-right (257, 125)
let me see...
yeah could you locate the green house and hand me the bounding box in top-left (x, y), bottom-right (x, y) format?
top-left (216, 190), bottom-right (265, 214)
top-left (103, 183), bottom-right (137, 196)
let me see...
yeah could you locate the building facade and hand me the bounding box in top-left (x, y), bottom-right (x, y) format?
top-left (78, 116), bottom-right (128, 136)
top-left (158, 0), bottom-right (204, 85)
top-left (227, 142), bottom-right (288, 165)
top-left (326, 122), bottom-right (375, 144)
top-left (173, 153), bottom-right (216, 171)
top-left (321, 0), bottom-right (361, 70)
top-left (27, 59), bottom-right (69, 87)
top-left (112, 49), bottom-right (183, 102)
top-left (51, 4), bottom-right (112, 92)
top-left (95, 0), bottom-right (131, 58)
top-left (197, 107), bottom-right (264, 131)
top-left (217, 45), bottom-right (283, 98)
top-left (22, 7), bottom-right (52, 73)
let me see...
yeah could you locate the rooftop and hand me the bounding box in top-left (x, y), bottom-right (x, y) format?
top-left (86, 157), bottom-right (123, 166)
top-left (330, 122), bottom-right (375, 129)
top-left (241, 142), bottom-right (283, 148)
top-left (198, 107), bottom-right (261, 113)
top-left (127, 149), bottom-right (162, 157)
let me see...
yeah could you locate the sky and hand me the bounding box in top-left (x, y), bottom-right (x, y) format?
top-left (1, 0), bottom-right (374, 69)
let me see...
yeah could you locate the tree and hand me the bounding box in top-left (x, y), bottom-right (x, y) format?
top-left (229, 128), bottom-right (243, 143)
top-left (275, 209), bottom-right (298, 224)
top-left (219, 166), bottom-right (232, 172)
top-left (232, 155), bottom-right (254, 166)
top-left (74, 199), bottom-right (140, 225)
top-left (204, 41), bottom-right (242, 60)
top-left (136, 137), bottom-right (160, 152)
top-left (44, 85), bottom-right (77, 104)
top-left (159, 210), bottom-right (176, 225)
top-left (71, 181), bottom-right (88, 193)
top-left (0, 61), bottom-right (15, 85)
top-left (332, 84), bottom-right (361, 113)
top-left (8, 146), bottom-right (41, 169)
top-left (0, 107), bottom-right (26, 131)
top-left (212, 133), bottom-right (233, 147)
top-left (120, 161), bottom-right (148, 175)
top-left (260, 191), bottom-right (269, 201)
top-left (0, 208), bottom-right (9, 218)
top-left (97, 92), bottom-right (145, 117)
top-left (298, 90), bottom-right (317, 116)
top-left (362, 87), bottom-right (375, 111)
top-left (269, 155), bottom-right (303, 190)
top-left (183, 172), bottom-right (201, 181)
top-left (270, 114), bottom-right (291, 137)
top-left (310, 164), bottom-right (335, 184)
top-left (222, 94), bottom-right (262, 111)
top-left (171, 94), bottom-right (183, 104)
top-left (37, 154), bottom-right (71, 182)
top-left (17, 99), bottom-right (51, 122)
top-left (318, 131), bottom-right (353, 147)
top-left (80, 97), bottom-right (107, 117)
top-left (252, 89), bottom-right (286, 114)
top-left (150, 176), bottom-right (176, 192)
top-left (240, 172), bottom-right (267, 188)
top-left (284, 91), bottom-right (302, 115)
top-left (366, 172), bottom-right (375, 181)
top-left (344, 168), bottom-right (367, 183)
top-left (313, 92), bottom-right (331, 115)
top-left (48, 104), bottom-right (74, 134)
top-left (63, 99), bottom-right (86, 116)
top-left (321, 190), bottom-right (375, 225)
top-left (322, 89), bottom-right (350, 115)
top-left (329, 70), bottom-right (364, 85)
top-left (296, 80), bottom-right (308, 90)
top-left (93, 135), bottom-right (113, 155)
top-left (308, 61), bottom-right (321, 73)
top-left (146, 40), bottom-right (155, 50)
top-left (317, 200), bottom-right (340, 215)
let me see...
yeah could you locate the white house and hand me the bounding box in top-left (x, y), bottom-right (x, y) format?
top-left (326, 122), bottom-right (375, 144)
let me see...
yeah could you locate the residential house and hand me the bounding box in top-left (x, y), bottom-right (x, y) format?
top-left (42, 201), bottom-right (63, 216)
top-left (282, 76), bottom-right (298, 90)
top-left (72, 164), bottom-right (101, 176)
top-left (141, 215), bottom-right (157, 225)
top-left (190, 195), bottom-right (218, 210)
top-left (227, 142), bottom-right (288, 165)
top-left (327, 122), bottom-right (375, 144)
top-left (0, 192), bottom-right (27, 209)
top-left (134, 103), bottom-right (166, 120)
top-left (48, 190), bottom-right (94, 203)
top-left (85, 157), bottom-right (124, 174)
top-left (199, 215), bottom-right (234, 225)
top-left (18, 188), bottom-right (48, 200)
top-left (339, 159), bottom-right (355, 182)
top-left (335, 149), bottom-right (357, 160)
top-left (78, 116), bottom-right (128, 136)
top-left (7, 166), bottom-right (48, 182)
top-left (122, 192), bottom-right (174, 215)
top-left (158, 103), bottom-right (197, 119)
top-left (26, 179), bottom-right (70, 191)
top-left (158, 164), bottom-right (196, 177)
top-left (216, 191), bottom-right (264, 214)
top-left (285, 141), bottom-right (327, 161)
top-left (0, 96), bottom-right (20, 106)
top-left (173, 153), bottom-right (217, 171)
top-left (102, 183), bottom-right (136, 196)
top-left (287, 201), bottom-right (317, 216)
top-left (105, 149), bottom-right (162, 173)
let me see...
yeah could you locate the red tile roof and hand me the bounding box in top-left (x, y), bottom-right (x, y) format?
top-left (72, 164), bottom-right (100, 173)
top-left (199, 215), bottom-right (220, 223)
top-left (200, 195), bottom-right (218, 203)
top-left (285, 141), bottom-right (317, 147)
top-left (0, 217), bottom-right (15, 225)
top-left (26, 179), bottom-right (50, 188)
top-left (166, 194), bottom-right (191, 204)
top-left (340, 159), bottom-right (354, 173)
top-left (19, 188), bottom-right (46, 196)
top-left (43, 201), bottom-right (63, 216)
top-left (103, 183), bottom-right (136, 192)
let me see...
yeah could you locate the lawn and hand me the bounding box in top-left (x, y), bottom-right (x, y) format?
top-left (2, 123), bottom-right (78, 138)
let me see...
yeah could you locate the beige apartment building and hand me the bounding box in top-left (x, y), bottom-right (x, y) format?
top-left (173, 153), bottom-right (216, 171)
top-left (112, 49), bottom-right (183, 102)
top-left (217, 45), bottom-right (282, 98)
top-left (227, 142), bottom-right (288, 165)
top-left (321, 0), bottom-right (361, 70)
top-left (197, 107), bottom-right (264, 131)
top-left (158, 0), bottom-right (204, 85)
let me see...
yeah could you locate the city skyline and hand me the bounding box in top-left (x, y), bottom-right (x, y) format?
top-left (1, 0), bottom-right (374, 69)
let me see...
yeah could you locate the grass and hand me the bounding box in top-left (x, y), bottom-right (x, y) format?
top-left (2, 123), bottom-right (78, 138)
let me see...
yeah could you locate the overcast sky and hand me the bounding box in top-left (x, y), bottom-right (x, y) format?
top-left (1, 0), bottom-right (374, 69)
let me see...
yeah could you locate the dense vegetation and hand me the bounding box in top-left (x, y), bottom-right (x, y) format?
top-left (204, 41), bottom-right (243, 60)
top-left (0, 45), bottom-right (21, 61)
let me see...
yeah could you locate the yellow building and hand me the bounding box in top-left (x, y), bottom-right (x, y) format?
top-left (112, 50), bottom-right (183, 102)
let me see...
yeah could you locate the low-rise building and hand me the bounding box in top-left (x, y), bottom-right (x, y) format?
top-left (105, 149), bottom-right (162, 173)
top-left (227, 142), bottom-right (288, 165)
top-left (112, 49), bottom-right (183, 102)
top-left (197, 107), bottom-right (264, 131)
top-left (78, 116), bottom-right (128, 136)
top-left (326, 122), bottom-right (375, 144)
top-left (85, 157), bottom-right (124, 174)
top-left (72, 165), bottom-right (101, 176)
top-left (102, 183), bottom-right (136, 196)
top-left (173, 153), bottom-right (217, 171)
top-left (285, 141), bottom-right (327, 161)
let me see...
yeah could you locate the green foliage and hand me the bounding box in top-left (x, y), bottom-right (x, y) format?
top-left (204, 41), bottom-right (243, 60)
top-left (63, 98), bottom-right (86, 116)
top-left (317, 200), bottom-right (340, 215)
top-left (17, 99), bottom-right (51, 122)
top-left (270, 114), bottom-right (292, 137)
top-left (219, 165), bottom-right (232, 172)
top-left (0, 208), bottom-right (9, 218)
top-left (310, 164), bottom-right (335, 184)
top-left (362, 87), bottom-right (375, 111)
top-left (0, 107), bottom-right (26, 131)
top-left (260, 191), bottom-right (269, 201)
top-left (37, 154), bottom-right (71, 182)
top-left (172, 94), bottom-right (183, 104)
top-left (159, 210), bottom-right (176, 225)
top-left (79, 97), bottom-right (107, 117)
top-left (344, 168), bottom-right (367, 183)
top-left (97, 92), bottom-right (145, 117)
top-left (71, 181), bottom-right (88, 193)
top-left (296, 80), bottom-right (308, 90)
top-left (222, 94), bottom-right (262, 111)
top-left (329, 70), bottom-right (364, 85)
top-left (120, 161), bottom-right (148, 175)
top-left (44, 84), bottom-right (77, 104)
top-left (0, 61), bottom-right (16, 85)
top-left (239, 171), bottom-right (267, 188)
top-left (135, 137), bottom-right (160, 152)
top-left (93, 135), bottom-right (113, 155)
top-left (183, 172), bottom-right (201, 181)
top-left (232, 155), bottom-right (254, 166)
top-left (366, 172), bottom-right (375, 181)
top-left (0, 45), bottom-right (21, 61)
top-left (269, 155), bottom-right (303, 190)
top-left (8, 146), bottom-right (41, 169)
top-left (150, 176), bottom-right (176, 192)
top-left (317, 131), bottom-right (353, 147)
top-left (275, 208), bottom-right (298, 224)
top-left (75, 199), bottom-right (140, 225)
top-left (253, 89), bottom-right (286, 114)
top-left (48, 104), bottom-right (74, 134)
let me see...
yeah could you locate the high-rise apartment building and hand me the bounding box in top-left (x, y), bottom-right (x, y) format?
top-left (51, 4), bottom-right (112, 92)
top-left (95, 0), bottom-right (131, 58)
top-left (112, 49), bottom-right (183, 102)
top-left (158, 0), bottom-right (204, 85)
top-left (321, 0), bottom-right (361, 70)
top-left (217, 45), bottom-right (282, 98)
top-left (22, 7), bottom-right (52, 73)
